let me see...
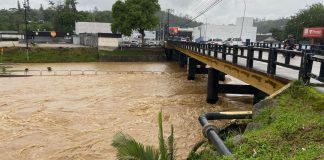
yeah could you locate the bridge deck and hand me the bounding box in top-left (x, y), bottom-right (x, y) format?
top-left (166, 42), bottom-right (324, 95)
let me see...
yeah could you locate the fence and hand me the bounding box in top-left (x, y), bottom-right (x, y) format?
top-left (170, 41), bottom-right (324, 85)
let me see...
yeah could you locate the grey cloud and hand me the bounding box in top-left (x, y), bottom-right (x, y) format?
top-left (0, 0), bottom-right (323, 24)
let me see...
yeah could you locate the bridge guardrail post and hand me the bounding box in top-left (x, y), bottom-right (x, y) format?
top-left (258, 49), bottom-right (263, 60)
top-left (240, 47), bottom-right (244, 56)
top-left (246, 46), bottom-right (254, 68)
top-left (298, 44), bottom-right (302, 51)
top-left (267, 48), bottom-right (278, 75)
top-left (222, 44), bottom-right (227, 60)
top-left (214, 44), bottom-right (218, 58)
top-left (233, 45), bottom-right (238, 64)
top-left (299, 53), bottom-right (313, 84)
top-left (284, 50), bottom-right (291, 65)
top-left (208, 44), bottom-right (211, 56)
top-left (256, 42), bottom-right (260, 47)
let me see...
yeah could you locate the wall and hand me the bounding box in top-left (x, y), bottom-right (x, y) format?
top-left (98, 37), bottom-right (120, 51)
top-left (75, 22), bottom-right (112, 35)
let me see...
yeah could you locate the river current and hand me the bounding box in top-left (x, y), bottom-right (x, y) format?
top-left (0, 62), bottom-right (252, 159)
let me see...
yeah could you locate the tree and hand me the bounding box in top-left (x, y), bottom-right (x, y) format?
top-left (111, 0), bottom-right (160, 45)
top-left (285, 3), bottom-right (324, 41)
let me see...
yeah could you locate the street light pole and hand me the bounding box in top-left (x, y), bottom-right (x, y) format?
top-left (239, 0), bottom-right (246, 40)
top-left (23, 0), bottom-right (29, 61)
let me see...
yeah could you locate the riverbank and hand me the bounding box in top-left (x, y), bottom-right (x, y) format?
top-left (191, 81), bottom-right (324, 159)
top-left (0, 47), bottom-right (165, 63)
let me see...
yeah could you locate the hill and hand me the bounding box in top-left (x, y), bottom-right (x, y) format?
top-left (254, 18), bottom-right (289, 34)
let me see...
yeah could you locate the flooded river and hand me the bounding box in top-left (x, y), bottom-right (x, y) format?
top-left (0, 62), bottom-right (252, 159)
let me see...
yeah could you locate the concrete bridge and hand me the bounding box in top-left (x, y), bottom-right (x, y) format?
top-left (165, 41), bottom-right (324, 104)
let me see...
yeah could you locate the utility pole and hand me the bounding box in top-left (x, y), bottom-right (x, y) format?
top-left (166, 9), bottom-right (173, 40)
top-left (23, 0), bottom-right (29, 61)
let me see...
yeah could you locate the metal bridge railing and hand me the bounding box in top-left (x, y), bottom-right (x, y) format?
top-left (170, 41), bottom-right (324, 85)
top-left (1, 69), bottom-right (167, 77)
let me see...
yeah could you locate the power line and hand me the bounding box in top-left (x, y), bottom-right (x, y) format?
top-left (182, 0), bottom-right (223, 27)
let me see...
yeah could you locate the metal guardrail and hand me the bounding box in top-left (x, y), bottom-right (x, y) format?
top-left (169, 41), bottom-right (324, 85)
top-left (0, 69), bottom-right (168, 77)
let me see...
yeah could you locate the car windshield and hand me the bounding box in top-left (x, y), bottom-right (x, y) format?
top-left (233, 38), bottom-right (241, 41)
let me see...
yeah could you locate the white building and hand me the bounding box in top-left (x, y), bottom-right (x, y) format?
top-left (123, 31), bottom-right (157, 43)
top-left (75, 22), bottom-right (112, 35)
top-left (75, 22), bottom-right (121, 50)
top-left (193, 17), bottom-right (257, 42)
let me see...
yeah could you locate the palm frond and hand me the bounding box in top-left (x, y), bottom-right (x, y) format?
top-left (112, 132), bottom-right (160, 160)
top-left (158, 111), bottom-right (168, 160)
top-left (187, 139), bottom-right (207, 159)
top-left (168, 124), bottom-right (175, 160)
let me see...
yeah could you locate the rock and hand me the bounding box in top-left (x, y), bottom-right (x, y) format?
top-left (245, 122), bottom-right (262, 132)
top-left (232, 134), bottom-right (244, 146)
top-left (252, 98), bottom-right (275, 119)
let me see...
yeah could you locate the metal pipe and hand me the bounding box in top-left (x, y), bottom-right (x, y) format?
top-left (198, 111), bottom-right (252, 156)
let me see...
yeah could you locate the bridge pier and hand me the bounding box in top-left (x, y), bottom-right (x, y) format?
top-left (206, 68), bottom-right (268, 104)
top-left (207, 68), bottom-right (220, 104)
top-left (188, 58), bottom-right (197, 80)
top-left (195, 63), bottom-right (208, 74)
top-left (179, 52), bottom-right (187, 68)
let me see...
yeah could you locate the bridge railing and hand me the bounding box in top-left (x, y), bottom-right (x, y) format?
top-left (169, 41), bottom-right (324, 85)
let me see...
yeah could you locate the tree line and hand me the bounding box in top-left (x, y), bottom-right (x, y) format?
top-left (0, 0), bottom-right (200, 34)
top-left (269, 3), bottom-right (324, 42)
top-left (0, 0), bottom-right (113, 33)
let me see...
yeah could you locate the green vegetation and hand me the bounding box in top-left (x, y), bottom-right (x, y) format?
top-left (269, 3), bottom-right (324, 41)
top-left (191, 81), bottom-right (324, 159)
top-left (111, 111), bottom-right (175, 160)
top-left (1, 47), bottom-right (98, 63)
top-left (0, 0), bottom-right (200, 34)
top-left (0, 47), bottom-right (164, 63)
top-left (112, 0), bottom-right (160, 44)
top-left (254, 18), bottom-right (289, 34)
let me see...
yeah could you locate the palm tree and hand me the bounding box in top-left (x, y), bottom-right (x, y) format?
top-left (111, 111), bottom-right (175, 160)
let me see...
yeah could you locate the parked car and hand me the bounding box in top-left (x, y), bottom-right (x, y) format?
top-left (225, 38), bottom-right (243, 46)
top-left (130, 40), bottom-right (139, 47)
top-left (180, 38), bottom-right (187, 42)
top-left (207, 38), bottom-right (223, 45)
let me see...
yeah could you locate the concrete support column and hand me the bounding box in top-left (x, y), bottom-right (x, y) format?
top-left (188, 58), bottom-right (197, 80)
top-left (206, 68), bottom-right (219, 104)
top-left (179, 53), bottom-right (187, 68)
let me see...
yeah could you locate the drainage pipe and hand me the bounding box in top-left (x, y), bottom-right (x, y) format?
top-left (198, 111), bottom-right (253, 156)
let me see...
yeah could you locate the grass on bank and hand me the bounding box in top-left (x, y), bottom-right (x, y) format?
top-left (192, 81), bottom-right (324, 160)
top-left (0, 47), bottom-right (161, 63)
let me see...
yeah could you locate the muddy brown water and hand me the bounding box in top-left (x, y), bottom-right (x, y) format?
top-left (0, 62), bottom-right (252, 160)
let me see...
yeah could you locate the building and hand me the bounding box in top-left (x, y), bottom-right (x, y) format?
top-left (75, 22), bottom-right (121, 50)
top-left (75, 22), bottom-right (112, 35)
top-left (31, 31), bottom-right (72, 43)
top-left (0, 31), bottom-right (21, 41)
top-left (192, 17), bottom-right (257, 42)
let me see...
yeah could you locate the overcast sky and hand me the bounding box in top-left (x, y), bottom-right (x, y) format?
top-left (1, 0), bottom-right (323, 24)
